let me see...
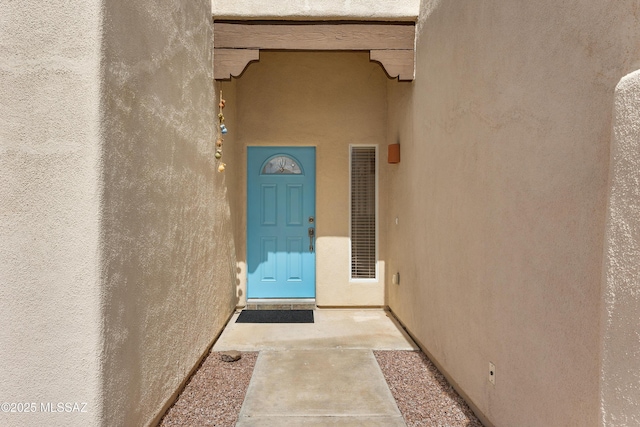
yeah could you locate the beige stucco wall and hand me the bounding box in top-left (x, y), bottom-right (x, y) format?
top-left (217, 79), bottom-right (244, 303)
top-left (212, 0), bottom-right (420, 21)
top-left (386, 1), bottom-right (640, 426)
top-left (0, 2), bottom-right (103, 426)
top-left (232, 51), bottom-right (388, 307)
top-left (601, 69), bottom-right (640, 426)
top-left (2, 1), bottom-right (237, 426)
top-left (101, 2), bottom-right (237, 425)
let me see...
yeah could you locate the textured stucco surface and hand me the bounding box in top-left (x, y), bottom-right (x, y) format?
top-left (386, 1), bottom-right (640, 426)
top-left (212, 0), bottom-right (420, 21)
top-left (101, 2), bottom-right (237, 426)
top-left (0, 2), bottom-right (103, 426)
top-left (234, 51), bottom-right (388, 307)
top-left (218, 79), bottom-right (244, 303)
top-left (601, 69), bottom-right (640, 426)
top-left (2, 1), bottom-right (236, 426)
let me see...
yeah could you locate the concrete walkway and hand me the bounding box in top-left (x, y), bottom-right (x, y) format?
top-left (213, 309), bottom-right (418, 427)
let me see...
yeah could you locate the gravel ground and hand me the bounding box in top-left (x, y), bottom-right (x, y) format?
top-left (158, 351), bottom-right (257, 427)
top-left (159, 350), bottom-right (483, 427)
top-left (375, 350), bottom-right (484, 427)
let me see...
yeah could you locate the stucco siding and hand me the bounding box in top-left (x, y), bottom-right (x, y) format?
top-left (233, 51), bottom-right (388, 307)
top-left (386, 1), bottom-right (640, 426)
top-left (101, 2), bottom-right (236, 425)
top-left (216, 79), bottom-right (244, 304)
top-left (0, 2), bottom-right (104, 426)
top-left (602, 69), bottom-right (640, 426)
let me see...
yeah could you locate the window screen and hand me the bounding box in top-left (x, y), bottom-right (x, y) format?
top-left (350, 146), bottom-right (377, 279)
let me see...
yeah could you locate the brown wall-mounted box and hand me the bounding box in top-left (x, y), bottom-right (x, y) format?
top-left (388, 143), bottom-right (400, 164)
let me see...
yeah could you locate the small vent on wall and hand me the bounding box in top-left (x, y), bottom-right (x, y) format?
top-left (351, 146), bottom-right (377, 279)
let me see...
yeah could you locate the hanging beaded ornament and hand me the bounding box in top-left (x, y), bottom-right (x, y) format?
top-left (216, 90), bottom-right (227, 172)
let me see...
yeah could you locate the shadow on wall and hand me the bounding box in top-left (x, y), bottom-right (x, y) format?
top-left (236, 261), bottom-right (245, 302)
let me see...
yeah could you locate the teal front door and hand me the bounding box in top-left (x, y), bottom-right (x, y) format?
top-left (247, 147), bottom-right (316, 298)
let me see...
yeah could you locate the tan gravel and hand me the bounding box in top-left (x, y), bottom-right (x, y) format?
top-left (375, 350), bottom-right (484, 427)
top-left (158, 351), bottom-right (257, 427)
top-left (159, 349), bottom-right (483, 427)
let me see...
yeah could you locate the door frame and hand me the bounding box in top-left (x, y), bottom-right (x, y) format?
top-left (246, 146), bottom-right (317, 299)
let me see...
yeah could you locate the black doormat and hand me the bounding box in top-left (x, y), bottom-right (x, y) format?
top-left (236, 309), bottom-right (314, 324)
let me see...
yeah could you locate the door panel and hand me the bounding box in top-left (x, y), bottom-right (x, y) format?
top-left (286, 185), bottom-right (303, 225)
top-left (247, 147), bottom-right (316, 298)
top-left (286, 237), bottom-right (303, 281)
top-left (260, 237), bottom-right (277, 281)
top-left (261, 185), bottom-right (277, 225)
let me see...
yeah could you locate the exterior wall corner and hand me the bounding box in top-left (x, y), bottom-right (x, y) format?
top-left (601, 68), bottom-right (640, 427)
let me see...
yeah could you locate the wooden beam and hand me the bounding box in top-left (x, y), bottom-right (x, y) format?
top-left (214, 22), bottom-right (414, 51)
top-left (214, 49), bottom-right (260, 80)
top-left (212, 22), bottom-right (417, 81)
top-left (370, 50), bottom-right (415, 81)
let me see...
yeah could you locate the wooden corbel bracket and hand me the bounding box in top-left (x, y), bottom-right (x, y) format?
top-left (213, 21), bottom-right (415, 81)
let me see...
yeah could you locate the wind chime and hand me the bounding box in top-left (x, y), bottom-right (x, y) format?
top-left (216, 90), bottom-right (228, 172)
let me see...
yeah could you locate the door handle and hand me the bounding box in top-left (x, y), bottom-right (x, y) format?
top-left (308, 227), bottom-right (315, 253)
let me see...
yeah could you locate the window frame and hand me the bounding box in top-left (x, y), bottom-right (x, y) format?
top-left (348, 144), bottom-right (379, 282)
